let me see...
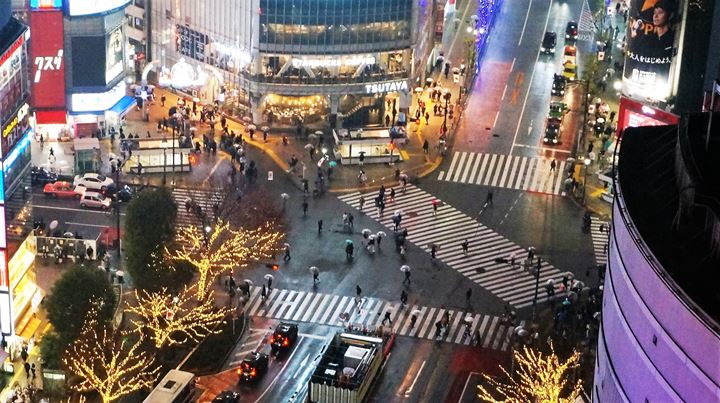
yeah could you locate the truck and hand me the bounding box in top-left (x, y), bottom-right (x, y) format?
top-left (308, 332), bottom-right (390, 403)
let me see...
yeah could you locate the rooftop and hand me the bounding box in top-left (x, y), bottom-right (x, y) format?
top-left (617, 112), bottom-right (720, 324)
top-left (0, 17), bottom-right (25, 55)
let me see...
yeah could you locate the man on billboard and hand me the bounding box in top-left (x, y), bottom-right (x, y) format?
top-left (623, 0), bottom-right (679, 100)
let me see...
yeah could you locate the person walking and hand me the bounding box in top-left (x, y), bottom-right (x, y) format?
top-left (410, 313), bottom-right (418, 329)
top-left (461, 239), bottom-right (469, 256)
top-left (465, 288), bottom-right (473, 305)
top-left (317, 219), bottom-right (323, 234)
top-left (389, 188), bottom-right (396, 202)
top-left (355, 285), bottom-right (362, 305)
top-left (161, 94), bottom-right (166, 106)
top-left (485, 190), bottom-right (493, 207)
top-left (302, 200), bottom-right (308, 216)
top-left (434, 321), bottom-right (443, 338)
top-left (348, 213), bottom-right (354, 228)
top-left (382, 311), bottom-right (392, 326)
top-left (422, 139), bottom-right (429, 154)
top-left (424, 112), bottom-right (430, 124)
top-left (359, 195), bottom-right (366, 210)
top-left (550, 159), bottom-right (557, 172)
top-left (267, 276), bottom-right (273, 289)
top-left (346, 242), bottom-right (354, 260)
top-left (430, 245), bottom-right (437, 261)
top-left (283, 244), bottom-right (291, 261)
top-left (261, 284), bottom-right (267, 301)
top-left (24, 362), bottom-right (30, 381)
top-left (403, 268), bottom-right (411, 285)
top-left (313, 269), bottom-right (320, 284)
top-left (432, 199), bottom-right (439, 216)
top-left (400, 290), bottom-right (408, 307)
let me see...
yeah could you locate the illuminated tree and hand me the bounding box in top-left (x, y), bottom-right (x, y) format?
top-left (167, 220), bottom-right (284, 299)
top-left (477, 343), bottom-right (582, 403)
top-left (63, 306), bottom-right (159, 403)
top-left (126, 284), bottom-right (231, 349)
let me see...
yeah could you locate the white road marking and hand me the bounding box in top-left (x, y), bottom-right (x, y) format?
top-left (459, 372), bottom-right (482, 403)
top-left (404, 360), bottom-right (427, 397)
top-left (518, 0), bottom-right (534, 45)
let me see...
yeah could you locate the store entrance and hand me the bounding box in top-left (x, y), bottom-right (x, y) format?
top-left (262, 95), bottom-right (328, 125)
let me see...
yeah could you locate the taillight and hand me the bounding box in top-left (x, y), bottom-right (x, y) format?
top-left (237, 368), bottom-right (243, 375)
top-left (250, 369), bottom-right (256, 377)
top-left (270, 336), bottom-right (275, 344)
top-left (283, 338), bottom-right (289, 346)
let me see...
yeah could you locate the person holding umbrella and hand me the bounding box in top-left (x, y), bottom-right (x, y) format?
top-left (410, 309), bottom-right (420, 329)
top-left (401, 265), bottom-right (411, 284)
top-left (265, 274), bottom-right (274, 289)
top-left (309, 266), bottom-right (320, 284)
top-left (345, 240), bottom-right (354, 260)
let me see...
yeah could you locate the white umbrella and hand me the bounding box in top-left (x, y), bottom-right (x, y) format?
top-left (304, 143), bottom-right (314, 150)
top-left (399, 173), bottom-right (409, 180)
top-left (400, 265), bottom-right (411, 272)
top-left (376, 231), bottom-right (387, 238)
top-left (242, 116), bottom-right (253, 123)
top-left (244, 279), bottom-right (253, 286)
top-left (284, 243), bottom-right (291, 248)
top-left (426, 78), bottom-right (434, 83)
top-left (414, 87), bottom-right (423, 94)
top-left (463, 316), bottom-right (473, 324)
top-left (308, 133), bottom-right (318, 139)
top-left (247, 124), bottom-right (257, 131)
top-left (309, 266), bottom-right (319, 273)
top-left (368, 234), bottom-right (376, 241)
top-left (314, 130), bottom-right (323, 135)
top-left (411, 309), bottom-right (421, 316)
top-left (361, 229), bottom-right (372, 236)
top-left (264, 274), bottom-right (274, 280)
top-left (49, 220), bottom-right (59, 231)
top-left (261, 126), bottom-right (270, 132)
top-left (452, 67), bottom-right (460, 73)
top-left (281, 193), bottom-right (290, 200)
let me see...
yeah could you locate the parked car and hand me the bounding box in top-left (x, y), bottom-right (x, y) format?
top-left (31, 167), bottom-right (58, 186)
top-left (540, 31), bottom-right (557, 54)
top-left (551, 74), bottom-right (566, 96)
top-left (562, 61), bottom-right (577, 81)
top-left (79, 191), bottom-right (112, 210)
top-left (237, 352), bottom-right (269, 383)
top-left (548, 102), bottom-right (568, 121)
top-left (544, 117), bottom-right (562, 145)
top-left (562, 45), bottom-right (577, 65)
top-left (43, 181), bottom-right (82, 198)
top-left (565, 21), bottom-right (578, 42)
top-left (73, 173), bottom-right (114, 191)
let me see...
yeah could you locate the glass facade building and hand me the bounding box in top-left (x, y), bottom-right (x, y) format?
top-left (150, 0), bottom-right (435, 125)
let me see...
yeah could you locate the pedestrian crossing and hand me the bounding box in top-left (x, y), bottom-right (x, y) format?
top-left (579, 0), bottom-right (596, 34)
top-left (590, 216), bottom-right (609, 266)
top-left (241, 286), bottom-right (516, 351)
top-left (338, 185), bottom-right (571, 308)
top-left (227, 328), bottom-right (270, 367)
top-left (437, 152), bottom-right (567, 196)
top-left (172, 187), bottom-right (224, 228)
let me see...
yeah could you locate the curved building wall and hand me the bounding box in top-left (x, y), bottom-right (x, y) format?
top-left (593, 196), bottom-right (720, 402)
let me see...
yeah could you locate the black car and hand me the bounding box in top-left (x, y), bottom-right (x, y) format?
top-left (237, 352), bottom-right (269, 383)
top-left (213, 390), bottom-right (240, 403)
top-left (541, 32), bottom-right (557, 54)
top-left (270, 322), bottom-right (299, 352)
top-left (31, 167), bottom-right (58, 186)
top-left (565, 21), bottom-right (578, 42)
top-left (544, 117), bottom-right (562, 145)
top-left (551, 74), bottom-right (566, 96)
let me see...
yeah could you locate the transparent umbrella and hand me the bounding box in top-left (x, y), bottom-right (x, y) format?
top-left (264, 274), bottom-right (274, 281)
top-left (242, 116), bottom-right (253, 123)
top-left (304, 143), bottom-right (314, 150)
top-left (247, 124), bottom-right (257, 131)
top-left (400, 265), bottom-right (411, 272)
top-left (361, 229), bottom-right (372, 237)
top-left (309, 266), bottom-right (319, 274)
top-left (244, 279), bottom-right (253, 286)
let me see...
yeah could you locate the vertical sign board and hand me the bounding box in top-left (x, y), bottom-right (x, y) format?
top-left (30, 10), bottom-right (66, 109)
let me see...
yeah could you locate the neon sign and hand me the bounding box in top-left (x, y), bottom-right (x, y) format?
top-left (30, 0), bottom-right (62, 9)
top-left (34, 49), bottom-right (63, 83)
top-left (365, 80), bottom-right (409, 94)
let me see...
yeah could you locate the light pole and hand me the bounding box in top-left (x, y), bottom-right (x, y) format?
top-left (531, 258), bottom-right (542, 322)
top-left (161, 138), bottom-right (168, 185)
top-left (581, 157), bottom-right (591, 206)
top-left (442, 89), bottom-right (451, 134)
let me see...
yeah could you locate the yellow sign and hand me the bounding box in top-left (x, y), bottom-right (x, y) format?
top-left (2, 117), bottom-right (17, 138)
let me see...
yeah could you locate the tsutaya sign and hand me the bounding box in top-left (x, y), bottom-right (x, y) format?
top-left (365, 80), bottom-right (409, 94)
top-left (292, 56), bottom-right (375, 69)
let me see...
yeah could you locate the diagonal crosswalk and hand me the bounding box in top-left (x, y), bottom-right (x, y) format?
top-left (437, 152), bottom-right (567, 195)
top-left (242, 286), bottom-right (516, 351)
top-left (590, 216), bottom-right (609, 266)
top-left (338, 185), bottom-right (572, 308)
top-left (171, 187), bottom-right (224, 228)
top-left (579, 0), bottom-right (596, 34)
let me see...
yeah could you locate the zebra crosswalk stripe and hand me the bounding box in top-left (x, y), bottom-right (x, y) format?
top-left (338, 185), bottom-right (571, 308)
top-left (439, 152), bottom-right (567, 195)
top-left (242, 287), bottom-right (524, 348)
top-left (590, 217), bottom-right (609, 266)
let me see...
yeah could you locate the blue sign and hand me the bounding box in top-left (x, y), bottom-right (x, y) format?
top-left (30, 0), bottom-right (63, 9)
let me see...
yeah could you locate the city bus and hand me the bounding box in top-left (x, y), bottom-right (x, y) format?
top-left (143, 369), bottom-right (196, 403)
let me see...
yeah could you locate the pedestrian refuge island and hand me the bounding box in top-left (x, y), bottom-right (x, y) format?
top-left (333, 128), bottom-right (406, 165)
top-left (308, 332), bottom-right (387, 403)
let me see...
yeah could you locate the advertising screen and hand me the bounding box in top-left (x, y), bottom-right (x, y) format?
top-left (622, 0), bottom-right (682, 101)
top-left (30, 10), bottom-right (65, 109)
top-left (71, 36), bottom-right (105, 87)
top-left (30, 0), bottom-right (62, 9)
top-left (66, 0), bottom-right (131, 17)
top-left (105, 27), bottom-right (124, 84)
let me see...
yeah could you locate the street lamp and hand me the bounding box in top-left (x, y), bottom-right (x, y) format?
top-left (203, 225), bottom-right (212, 246)
top-left (442, 89), bottom-right (452, 134)
top-left (161, 137), bottom-right (168, 185)
top-left (581, 157), bottom-right (591, 206)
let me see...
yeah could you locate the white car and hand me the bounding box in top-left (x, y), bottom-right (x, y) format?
top-left (79, 191), bottom-right (112, 210)
top-left (73, 173), bottom-right (114, 191)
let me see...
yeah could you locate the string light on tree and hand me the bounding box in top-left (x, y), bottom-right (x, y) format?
top-left (166, 220), bottom-right (284, 299)
top-left (63, 305), bottom-right (160, 403)
top-left (126, 284), bottom-right (231, 349)
top-left (477, 342), bottom-right (582, 402)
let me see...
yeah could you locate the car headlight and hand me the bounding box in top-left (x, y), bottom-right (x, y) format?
top-left (543, 138), bottom-right (549, 143)
top-left (565, 34), bottom-right (570, 38)
top-left (553, 138), bottom-right (558, 144)
top-left (541, 47), bottom-right (546, 51)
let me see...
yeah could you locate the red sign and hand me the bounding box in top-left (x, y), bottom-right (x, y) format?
top-left (616, 97), bottom-right (679, 137)
top-left (30, 10), bottom-right (66, 110)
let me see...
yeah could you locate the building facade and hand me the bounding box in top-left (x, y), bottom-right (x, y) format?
top-left (149, 0), bottom-right (435, 126)
top-left (28, 0), bottom-right (134, 139)
top-left (593, 120), bottom-right (720, 401)
top-left (0, 1), bottom-right (39, 339)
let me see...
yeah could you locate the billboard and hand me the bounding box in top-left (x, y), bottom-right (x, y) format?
top-left (622, 0), bottom-right (681, 101)
top-left (30, 10), bottom-right (66, 109)
top-left (71, 35), bottom-right (105, 87)
top-left (30, 0), bottom-right (62, 9)
top-left (105, 27), bottom-right (124, 84)
top-left (66, 0), bottom-right (131, 17)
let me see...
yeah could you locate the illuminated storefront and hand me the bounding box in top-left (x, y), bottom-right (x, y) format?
top-left (150, 0), bottom-right (435, 126)
top-left (0, 14), bottom-right (39, 339)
